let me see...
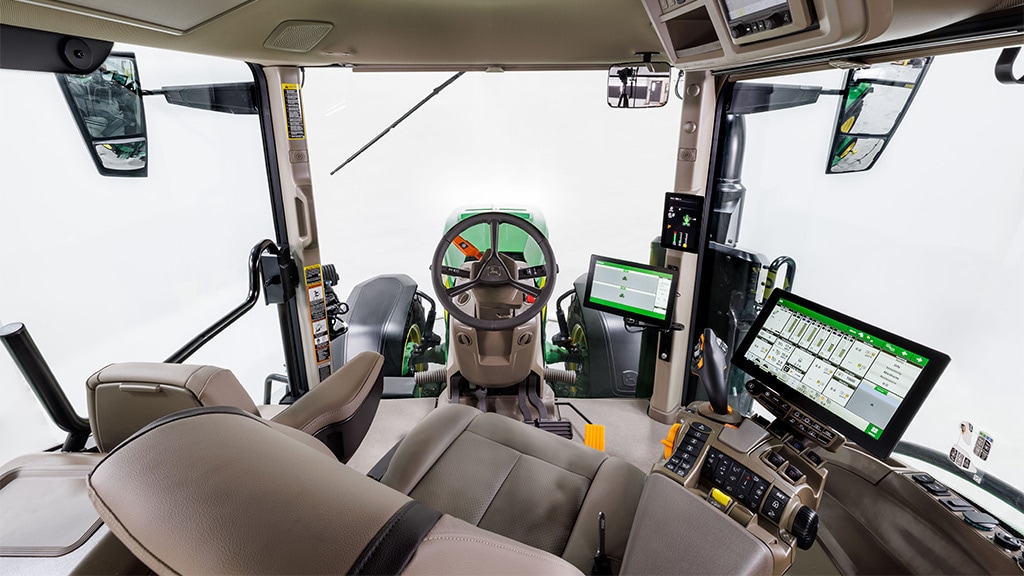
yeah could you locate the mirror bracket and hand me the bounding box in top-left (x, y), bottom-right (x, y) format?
top-left (995, 46), bottom-right (1023, 85)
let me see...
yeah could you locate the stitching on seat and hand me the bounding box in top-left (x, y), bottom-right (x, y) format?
top-left (465, 430), bottom-right (593, 482)
top-left (193, 367), bottom-right (217, 400)
top-left (419, 534), bottom-right (572, 564)
top-left (475, 451), bottom-right (522, 523)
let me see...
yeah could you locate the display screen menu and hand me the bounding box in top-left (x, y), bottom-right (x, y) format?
top-left (583, 255), bottom-right (678, 329)
top-left (733, 289), bottom-right (949, 459)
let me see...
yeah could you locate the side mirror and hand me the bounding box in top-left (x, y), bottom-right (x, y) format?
top-left (826, 57), bottom-right (933, 174)
top-left (607, 61), bottom-right (672, 108)
top-left (56, 52), bottom-right (147, 177)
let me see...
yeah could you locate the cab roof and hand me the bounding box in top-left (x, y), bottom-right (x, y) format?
top-left (1, 0), bottom-right (1021, 72)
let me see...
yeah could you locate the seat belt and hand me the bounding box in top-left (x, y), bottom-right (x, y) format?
top-left (348, 500), bottom-right (442, 576)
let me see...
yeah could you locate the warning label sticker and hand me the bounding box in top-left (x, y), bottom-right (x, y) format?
top-left (282, 83), bottom-right (306, 140)
top-left (304, 263), bottom-right (331, 382)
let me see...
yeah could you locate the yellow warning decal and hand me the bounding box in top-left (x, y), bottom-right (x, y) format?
top-left (282, 83), bottom-right (306, 140)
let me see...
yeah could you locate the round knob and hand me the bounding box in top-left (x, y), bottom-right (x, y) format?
top-left (790, 505), bottom-right (818, 550)
top-left (995, 531), bottom-right (1021, 552)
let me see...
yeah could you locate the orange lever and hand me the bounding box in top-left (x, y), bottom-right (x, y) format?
top-left (661, 423), bottom-right (682, 460)
top-left (453, 235), bottom-right (482, 260)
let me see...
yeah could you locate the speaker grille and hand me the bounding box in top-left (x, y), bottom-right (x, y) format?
top-left (263, 21), bottom-right (333, 53)
top-left (991, 0), bottom-right (1024, 10)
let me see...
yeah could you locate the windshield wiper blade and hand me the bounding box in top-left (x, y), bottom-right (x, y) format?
top-left (330, 71), bottom-right (465, 175)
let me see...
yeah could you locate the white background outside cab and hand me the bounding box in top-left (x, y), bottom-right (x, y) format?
top-left (0, 47), bottom-right (1021, 518)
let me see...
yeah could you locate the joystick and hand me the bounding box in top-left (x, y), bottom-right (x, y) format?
top-left (691, 328), bottom-right (742, 424)
top-left (692, 328), bottom-right (729, 413)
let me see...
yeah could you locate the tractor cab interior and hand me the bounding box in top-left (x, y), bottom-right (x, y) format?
top-left (1, 0), bottom-right (1023, 574)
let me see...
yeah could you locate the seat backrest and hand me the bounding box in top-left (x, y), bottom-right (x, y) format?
top-left (86, 362), bottom-right (258, 452)
top-left (87, 407), bottom-right (583, 575)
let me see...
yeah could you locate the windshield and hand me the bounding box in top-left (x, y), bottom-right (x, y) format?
top-left (301, 68), bottom-right (682, 302)
top-left (714, 49), bottom-right (1023, 526)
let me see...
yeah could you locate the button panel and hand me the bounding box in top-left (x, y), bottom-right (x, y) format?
top-left (762, 487), bottom-right (790, 524)
top-left (702, 448), bottom-right (770, 512)
top-left (663, 423), bottom-right (710, 478)
top-left (905, 472), bottom-right (1021, 566)
top-left (787, 408), bottom-right (836, 444)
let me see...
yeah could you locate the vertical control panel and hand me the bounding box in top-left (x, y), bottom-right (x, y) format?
top-left (661, 192), bottom-right (705, 253)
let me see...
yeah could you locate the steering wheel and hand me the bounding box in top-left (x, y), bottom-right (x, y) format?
top-left (431, 212), bottom-right (557, 331)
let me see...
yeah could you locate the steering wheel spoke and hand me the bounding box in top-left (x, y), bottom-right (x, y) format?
top-left (511, 280), bottom-right (542, 298)
top-left (446, 280), bottom-right (479, 297)
top-left (488, 218), bottom-right (501, 254)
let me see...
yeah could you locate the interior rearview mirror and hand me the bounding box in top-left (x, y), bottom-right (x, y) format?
top-left (607, 61), bottom-right (672, 108)
top-left (827, 57), bottom-right (932, 174)
top-left (56, 52), bottom-right (147, 177)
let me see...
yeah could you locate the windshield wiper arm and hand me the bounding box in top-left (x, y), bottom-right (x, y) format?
top-left (330, 71), bottom-right (465, 175)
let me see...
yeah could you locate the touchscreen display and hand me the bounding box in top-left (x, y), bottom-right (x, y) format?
top-left (733, 289), bottom-right (949, 459)
top-left (583, 255), bottom-right (678, 329)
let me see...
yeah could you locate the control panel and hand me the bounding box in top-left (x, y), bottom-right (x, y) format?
top-left (656, 404), bottom-right (824, 556)
top-left (905, 472), bottom-right (1024, 571)
top-left (746, 379), bottom-right (846, 452)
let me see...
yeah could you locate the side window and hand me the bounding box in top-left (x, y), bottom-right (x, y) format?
top-left (710, 49), bottom-right (1023, 510)
top-left (0, 46), bottom-right (281, 460)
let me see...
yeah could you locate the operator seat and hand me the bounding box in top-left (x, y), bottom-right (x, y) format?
top-left (380, 403), bottom-right (646, 572)
top-left (85, 351), bottom-right (384, 461)
top-left (87, 407), bottom-right (583, 575)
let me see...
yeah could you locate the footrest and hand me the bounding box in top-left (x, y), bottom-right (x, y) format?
top-left (532, 419), bottom-right (573, 440)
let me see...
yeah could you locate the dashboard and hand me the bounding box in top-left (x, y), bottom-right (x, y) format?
top-left (642, 289), bottom-right (1021, 574)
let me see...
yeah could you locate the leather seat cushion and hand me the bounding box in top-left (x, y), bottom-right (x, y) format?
top-left (380, 404), bottom-right (646, 571)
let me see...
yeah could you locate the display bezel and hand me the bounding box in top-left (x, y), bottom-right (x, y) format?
top-left (716, 0), bottom-right (815, 46)
top-left (583, 255), bottom-right (679, 330)
top-left (732, 289), bottom-right (950, 460)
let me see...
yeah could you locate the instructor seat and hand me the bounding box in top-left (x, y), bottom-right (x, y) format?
top-left (380, 403), bottom-right (646, 573)
top-left (87, 407), bottom-right (583, 575)
top-left (85, 351), bottom-right (384, 461)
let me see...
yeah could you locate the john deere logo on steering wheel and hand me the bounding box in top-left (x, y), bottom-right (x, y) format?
top-left (485, 264), bottom-right (503, 278)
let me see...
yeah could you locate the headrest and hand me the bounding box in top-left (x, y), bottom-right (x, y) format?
top-left (86, 362), bottom-right (259, 451)
top-left (87, 406), bottom-right (411, 575)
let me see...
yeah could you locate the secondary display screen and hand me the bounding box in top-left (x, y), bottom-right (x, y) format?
top-left (732, 289), bottom-right (950, 460)
top-left (721, 0), bottom-right (787, 20)
top-left (583, 255), bottom-right (679, 329)
top-left (660, 192), bottom-right (705, 253)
